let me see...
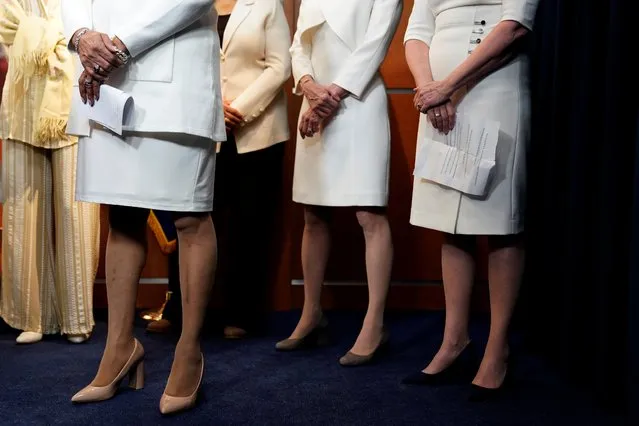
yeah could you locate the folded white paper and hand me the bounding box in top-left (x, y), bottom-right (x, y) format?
top-left (76, 85), bottom-right (133, 135)
top-left (414, 114), bottom-right (500, 196)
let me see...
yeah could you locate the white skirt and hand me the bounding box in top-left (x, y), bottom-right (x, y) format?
top-left (76, 128), bottom-right (216, 212)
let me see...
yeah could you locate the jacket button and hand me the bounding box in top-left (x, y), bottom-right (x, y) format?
top-left (481, 20), bottom-right (486, 25)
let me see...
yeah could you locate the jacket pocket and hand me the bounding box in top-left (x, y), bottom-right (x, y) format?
top-left (128, 37), bottom-right (175, 82)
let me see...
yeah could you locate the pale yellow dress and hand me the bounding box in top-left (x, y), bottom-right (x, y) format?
top-left (0, 0), bottom-right (100, 335)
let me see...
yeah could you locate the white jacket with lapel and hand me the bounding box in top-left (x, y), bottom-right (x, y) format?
top-left (292, 0), bottom-right (402, 99)
top-left (60, 0), bottom-right (226, 142)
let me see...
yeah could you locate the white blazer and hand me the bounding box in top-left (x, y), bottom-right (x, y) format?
top-left (291, 0), bottom-right (401, 99)
top-left (60, 0), bottom-right (226, 142)
top-left (221, 0), bottom-right (291, 153)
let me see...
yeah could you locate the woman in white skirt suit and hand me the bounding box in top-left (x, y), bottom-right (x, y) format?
top-left (61, 0), bottom-right (225, 414)
top-left (276, 0), bottom-right (402, 366)
top-left (402, 0), bottom-right (538, 399)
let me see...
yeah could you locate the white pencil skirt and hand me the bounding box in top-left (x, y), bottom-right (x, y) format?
top-left (75, 128), bottom-right (217, 212)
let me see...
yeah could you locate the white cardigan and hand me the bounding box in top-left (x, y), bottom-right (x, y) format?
top-left (61, 0), bottom-right (226, 142)
top-left (220, 0), bottom-right (291, 153)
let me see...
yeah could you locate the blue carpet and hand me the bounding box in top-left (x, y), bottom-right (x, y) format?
top-left (0, 311), bottom-right (625, 425)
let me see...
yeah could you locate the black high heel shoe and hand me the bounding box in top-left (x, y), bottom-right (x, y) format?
top-left (468, 358), bottom-right (515, 402)
top-left (402, 341), bottom-right (477, 386)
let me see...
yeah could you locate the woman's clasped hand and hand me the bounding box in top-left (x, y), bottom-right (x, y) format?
top-left (223, 100), bottom-right (244, 132)
top-left (76, 31), bottom-right (127, 105)
top-left (414, 80), bottom-right (457, 135)
top-left (298, 77), bottom-right (343, 139)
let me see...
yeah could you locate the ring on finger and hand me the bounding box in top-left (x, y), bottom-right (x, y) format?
top-left (84, 78), bottom-right (93, 86)
top-left (94, 64), bottom-right (102, 73)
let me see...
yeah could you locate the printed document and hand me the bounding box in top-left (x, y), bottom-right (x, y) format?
top-left (414, 114), bottom-right (500, 196)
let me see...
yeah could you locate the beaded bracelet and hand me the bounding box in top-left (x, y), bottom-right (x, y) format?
top-left (73, 28), bottom-right (89, 51)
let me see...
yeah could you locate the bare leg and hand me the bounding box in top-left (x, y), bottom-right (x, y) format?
top-left (164, 213), bottom-right (216, 397)
top-left (349, 208), bottom-right (393, 355)
top-left (91, 206), bottom-right (149, 386)
top-left (423, 234), bottom-right (475, 374)
top-left (288, 206), bottom-right (331, 339)
top-left (473, 234), bottom-right (524, 388)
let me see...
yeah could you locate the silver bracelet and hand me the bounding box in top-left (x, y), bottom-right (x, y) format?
top-left (73, 28), bottom-right (89, 51)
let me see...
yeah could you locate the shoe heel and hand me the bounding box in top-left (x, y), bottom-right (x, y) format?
top-left (128, 360), bottom-right (145, 390)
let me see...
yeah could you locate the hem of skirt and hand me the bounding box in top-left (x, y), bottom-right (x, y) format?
top-left (292, 192), bottom-right (388, 207)
top-left (89, 126), bottom-right (227, 144)
top-left (76, 193), bottom-right (213, 212)
top-left (409, 211), bottom-right (524, 235)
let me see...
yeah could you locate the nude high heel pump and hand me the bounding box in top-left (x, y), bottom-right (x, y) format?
top-left (159, 353), bottom-right (204, 415)
top-left (71, 339), bottom-right (145, 403)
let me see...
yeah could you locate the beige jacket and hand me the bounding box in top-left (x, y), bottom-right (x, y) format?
top-left (221, 0), bottom-right (291, 153)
